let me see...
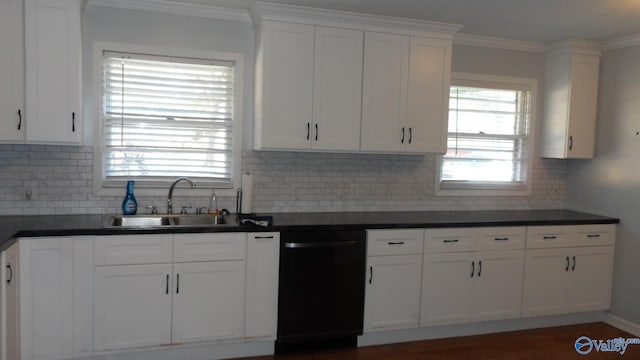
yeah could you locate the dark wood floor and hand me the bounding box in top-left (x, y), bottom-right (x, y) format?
top-left (239, 323), bottom-right (640, 360)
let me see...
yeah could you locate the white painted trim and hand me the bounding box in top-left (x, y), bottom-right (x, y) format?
top-left (251, 2), bottom-right (462, 39)
top-left (603, 34), bottom-right (640, 51)
top-left (358, 311), bottom-right (606, 347)
top-left (454, 33), bottom-right (546, 53)
top-left (546, 39), bottom-right (602, 57)
top-left (435, 73), bottom-right (537, 197)
top-left (604, 313), bottom-right (640, 337)
top-left (85, 0), bottom-right (251, 22)
top-left (91, 41), bottom-right (244, 198)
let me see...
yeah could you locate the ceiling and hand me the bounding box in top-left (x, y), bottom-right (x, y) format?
top-left (174, 0), bottom-right (640, 43)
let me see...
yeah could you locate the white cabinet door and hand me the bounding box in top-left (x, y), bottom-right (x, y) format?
top-left (406, 37), bottom-right (451, 153)
top-left (18, 238), bottom-right (74, 360)
top-left (245, 233), bottom-right (280, 340)
top-left (565, 54), bottom-right (600, 158)
top-left (420, 252), bottom-right (474, 325)
top-left (0, 0), bottom-right (24, 143)
top-left (93, 264), bottom-right (173, 351)
top-left (364, 254), bottom-right (422, 332)
top-left (473, 250), bottom-right (524, 321)
top-left (567, 246), bottom-right (614, 313)
top-left (361, 32), bottom-right (409, 152)
top-left (4, 243), bottom-right (20, 360)
top-left (522, 248), bottom-right (570, 317)
top-left (541, 45), bottom-right (600, 159)
top-left (255, 21), bottom-right (314, 150)
top-left (172, 261), bottom-right (245, 344)
top-left (312, 26), bottom-right (363, 151)
top-left (24, 0), bottom-right (82, 145)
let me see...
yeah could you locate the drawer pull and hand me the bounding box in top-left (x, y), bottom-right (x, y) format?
top-left (494, 237), bottom-right (509, 241)
top-left (443, 239), bottom-right (459, 243)
top-left (255, 236), bottom-right (275, 239)
top-left (587, 234), bottom-right (601, 238)
top-left (543, 236), bottom-right (557, 240)
top-left (388, 241), bottom-right (405, 245)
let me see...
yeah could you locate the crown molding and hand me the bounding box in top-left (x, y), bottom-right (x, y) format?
top-left (453, 33), bottom-right (545, 53)
top-left (546, 39), bottom-right (601, 57)
top-left (251, 2), bottom-right (462, 39)
top-left (86, 0), bottom-right (251, 22)
top-left (603, 34), bottom-right (640, 50)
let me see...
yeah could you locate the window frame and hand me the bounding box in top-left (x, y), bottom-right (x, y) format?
top-left (435, 73), bottom-right (537, 197)
top-left (92, 42), bottom-right (243, 197)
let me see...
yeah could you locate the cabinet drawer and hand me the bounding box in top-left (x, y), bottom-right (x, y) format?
top-left (367, 229), bottom-right (424, 256)
top-left (173, 233), bottom-right (246, 262)
top-left (476, 227), bottom-right (526, 251)
top-left (424, 228), bottom-right (476, 253)
top-left (95, 235), bottom-right (173, 266)
top-left (526, 226), bottom-right (572, 249)
top-left (572, 224), bottom-right (615, 247)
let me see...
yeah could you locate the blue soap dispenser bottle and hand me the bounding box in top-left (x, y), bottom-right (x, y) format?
top-left (122, 180), bottom-right (138, 215)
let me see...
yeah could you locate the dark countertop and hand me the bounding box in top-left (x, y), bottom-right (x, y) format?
top-left (0, 210), bottom-right (619, 251)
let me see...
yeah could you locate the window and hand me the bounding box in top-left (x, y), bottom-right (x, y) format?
top-left (437, 74), bottom-right (536, 196)
top-left (98, 47), bottom-right (241, 190)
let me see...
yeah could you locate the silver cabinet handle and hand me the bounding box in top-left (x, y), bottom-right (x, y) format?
top-left (284, 240), bottom-right (359, 248)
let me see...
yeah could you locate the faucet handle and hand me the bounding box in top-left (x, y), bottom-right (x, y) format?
top-left (146, 204), bottom-right (158, 215)
top-left (180, 204), bottom-right (192, 215)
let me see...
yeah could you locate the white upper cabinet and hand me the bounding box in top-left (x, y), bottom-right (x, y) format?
top-left (312, 26), bottom-right (363, 151)
top-left (540, 40), bottom-right (600, 159)
top-left (361, 32), bottom-right (410, 153)
top-left (251, 3), bottom-right (460, 154)
top-left (254, 21), bottom-right (314, 150)
top-left (361, 34), bottom-right (452, 153)
top-left (254, 21), bottom-right (363, 151)
top-left (0, 0), bottom-right (25, 143)
top-left (24, 0), bottom-right (82, 145)
top-left (407, 37), bottom-right (452, 153)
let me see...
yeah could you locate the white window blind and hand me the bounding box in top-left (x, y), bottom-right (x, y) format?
top-left (442, 82), bottom-right (531, 190)
top-left (102, 51), bottom-right (235, 186)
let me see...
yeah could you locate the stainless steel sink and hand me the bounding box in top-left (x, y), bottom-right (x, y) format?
top-left (171, 215), bottom-right (226, 226)
top-left (106, 214), bottom-right (231, 228)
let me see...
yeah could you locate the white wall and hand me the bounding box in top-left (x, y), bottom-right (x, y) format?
top-left (567, 46), bottom-right (640, 326)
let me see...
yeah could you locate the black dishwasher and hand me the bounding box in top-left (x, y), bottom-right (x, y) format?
top-left (276, 230), bottom-right (366, 351)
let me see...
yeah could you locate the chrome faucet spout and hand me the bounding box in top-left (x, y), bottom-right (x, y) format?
top-left (167, 177), bottom-right (196, 214)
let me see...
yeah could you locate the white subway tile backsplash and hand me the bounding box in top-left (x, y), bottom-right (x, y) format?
top-left (0, 145), bottom-right (567, 215)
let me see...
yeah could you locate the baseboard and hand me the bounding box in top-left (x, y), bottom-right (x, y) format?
top-left (78, 340), bottom-right (275, 360)
top-left (358, 312), bottom-right (606, 347)
top-left (604, 313), bottom-right (640, 337)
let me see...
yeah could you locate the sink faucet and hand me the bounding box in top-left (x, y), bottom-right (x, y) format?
top-left (167, 177), bottom-right (196, 214)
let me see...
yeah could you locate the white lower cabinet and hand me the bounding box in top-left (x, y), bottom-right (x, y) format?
top-left (420, 228), bottom-right (525, 326)
top-left (522, 246), bottom-right (614, 317)
top-left (1, 237), bottom-right (89, 360)
top-left (93, 233), bottom-right (247, 352)
top-left (93, 263), bottom-right (173, 351)
top-left (172, 261), bottom-right (245, 343)
top-left (245, 232), bottom-right (280, 340)
top-left (364, 254), bottom-right (423, 331)
top-left (364, 229), bottom-right (424, 332)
